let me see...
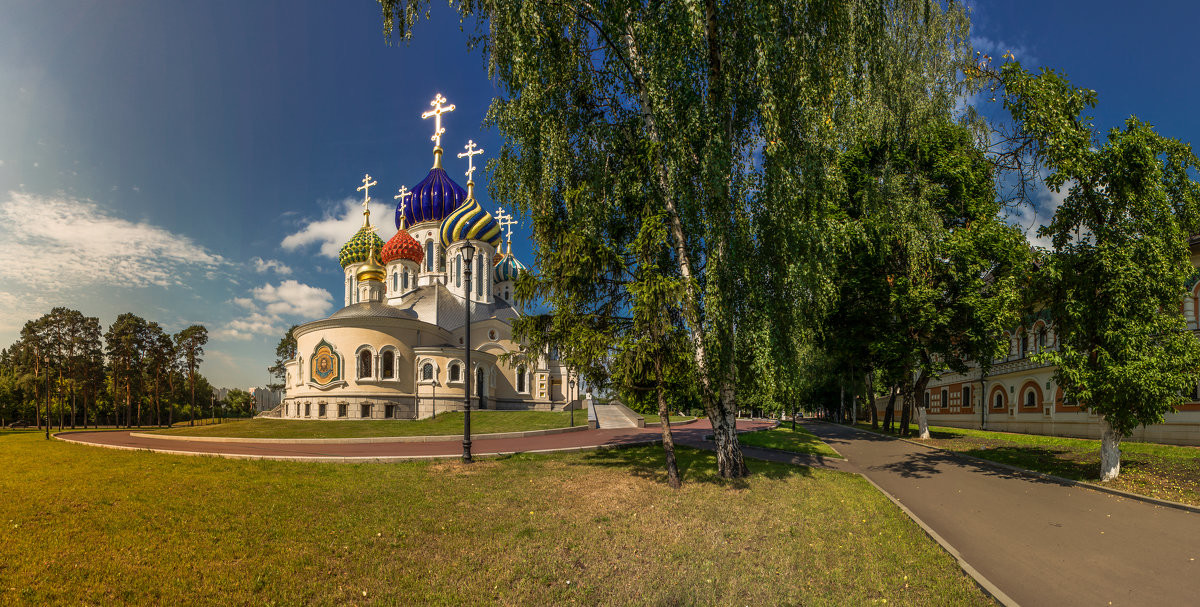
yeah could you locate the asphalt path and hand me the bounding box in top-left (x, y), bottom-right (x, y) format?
top-left (55, 418), bottom-right (776, 462)
top-left (801, 421), bottom-right (1200, 607)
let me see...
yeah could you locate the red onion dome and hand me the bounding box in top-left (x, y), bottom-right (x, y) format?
top-left (381, 228), bottom-right (424, 266)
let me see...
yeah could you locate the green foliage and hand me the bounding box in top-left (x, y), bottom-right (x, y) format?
top-left (1000, 62), bottom-right (1200, 438)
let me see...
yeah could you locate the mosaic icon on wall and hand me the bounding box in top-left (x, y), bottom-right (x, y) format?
top-left (310, 339), bottom-right (342, 386)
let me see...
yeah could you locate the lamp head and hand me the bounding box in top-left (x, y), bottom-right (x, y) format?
top-left (461, 240), bottom-right (476, 259)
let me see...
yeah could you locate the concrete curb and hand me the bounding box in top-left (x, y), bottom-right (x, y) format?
top-left (838, 422), bottom-right (1200, 516)
top-left (53, 431), bottom-right (663, 463)
top-left (125, 424), bottom-right (589, 445)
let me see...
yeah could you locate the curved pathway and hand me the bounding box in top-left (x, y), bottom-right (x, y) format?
top-left (800, 420), bottom-right (1200, 607)
top-left (56, 418), bottom-right (775, 462)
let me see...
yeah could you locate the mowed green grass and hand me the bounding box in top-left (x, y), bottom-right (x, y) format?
top-left (154, 411), bottom-right (578, 438)
top-left (641, 413), bottom-right (696, 424)
top-left (738, 424), bottom-right (844, 458)
top-left (863, 423), bottom-right (1200, 507)
top-left (0, 432), bottom-right (990, 605)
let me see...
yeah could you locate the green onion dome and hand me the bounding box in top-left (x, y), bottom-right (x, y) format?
top-left (338, 224), bottom-right (385, 269)
top-left (494, 247), bottom-right (526, 283)
top-left (439, 196), bottom-right (502, 249)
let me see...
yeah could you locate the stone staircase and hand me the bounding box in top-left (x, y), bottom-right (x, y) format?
top-left (590, 401), bottom-right (645, 429)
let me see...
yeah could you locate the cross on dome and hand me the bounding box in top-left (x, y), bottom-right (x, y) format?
top-left (422, 94), bottom-right (456, 149)
top-left (357, 173), bottom-right (378, 226)
top-left (495, 207), bottom-right (517, 243)
top-left (458, 140), bottom-right (484, 183)
top-left (394, 185), bottom-right (411, 229)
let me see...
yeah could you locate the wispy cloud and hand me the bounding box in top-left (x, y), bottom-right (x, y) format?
top-left (0, 191), bottom-right (226, 288)
top-left (251, 256), bottom-right (292, 275)
top-left (281, 198), bottom-right (397, 259)
top-left (1008, 174), bottom-right (1071, 250)
top-left (971, 35), bottom-right (1038, 65)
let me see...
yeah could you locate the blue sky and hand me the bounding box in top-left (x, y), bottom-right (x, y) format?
top-left (0, 1), bottom-right (1197, 388)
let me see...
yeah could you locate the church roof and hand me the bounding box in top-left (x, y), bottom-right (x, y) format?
top-left (328, 301), bottom-right (416, 320)
top-left (394, 283), bottom-right (519, 330)
top-left (439, 196), bottom-right (502, 249)
top-left (494, 250), bottom-right (526, 282)
top-left (399, 167), bottom-right (467, 228)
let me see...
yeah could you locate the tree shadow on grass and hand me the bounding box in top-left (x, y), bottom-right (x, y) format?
top-left (578, 444), bottom-right (814, 488)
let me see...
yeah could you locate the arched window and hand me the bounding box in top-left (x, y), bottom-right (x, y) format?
top-left (421, 362), bottom-right (434, 381)
top-left (1020, 333), bottom-right (1028, 358)
top-left (962, 386), bottom-right (971, 408)
top-left (456, 254), bottom-right (462, 287)
top-left (402, 271), bottom-right (409, 290)
top-left (438, 245), bottom-right (446, 271)
top-left (1026, 390), bottom-right (1037, 408)
top-left (923, 391), bottom-right (930, 408)
top-left (382, 351), bottom-right (395, 379)
top-left (358, 350), bottom-right (372, 379)
top-left (449, 362), bottom-right (461, 382)
top-left (516, 366), bottom-right (527, 393)
top-left (993, 393), bottom-right (1004, 409)
top-left (425, 241), bottom-right (434, 271)
top-left (392, 272), bottom-right (398, 292)
top-left (476, 367), bottom-right (485, 397)
top-left (940, 389), bottom-right (948, 409)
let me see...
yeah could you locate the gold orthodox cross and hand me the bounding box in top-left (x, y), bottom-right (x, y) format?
top-left (495, 207), bottom-right (517, 242)
top-left (422, 94), bottom-right (456, 148)
top-left (458, 139), bottom-right (484, 182)
top-left (357, 173), bottom-right (377, 225)
top-left (394, 185), bottom-right (411, 229)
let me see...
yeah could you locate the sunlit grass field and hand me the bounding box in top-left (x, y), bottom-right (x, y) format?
top-left (738, 424), bottom-right (845, 459)
top-left (860, 423), bottom-right (1200, 507)
top-left (154, 411), bottom-right (580, 439)
top-left (0, 431), bottom-right (990, 605)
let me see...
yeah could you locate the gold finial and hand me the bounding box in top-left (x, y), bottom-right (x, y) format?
top-left (496, 206), bottom-right (517, 249)
top-left (357, 236), bottom-right (386, 283)
top-left (422, 94), bottom-right (456, 168)
top-left (458, 139), bottom-right (483, 199)
top-left (394, 185), bottom-right (411, 230)
top-left (357, 173), bottom-right (377, 227)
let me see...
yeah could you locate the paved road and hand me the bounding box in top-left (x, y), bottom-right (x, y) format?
top-left (801, 421), bottom-right (1200, 607)
top-left (56, 418), bottom-right (775, 461)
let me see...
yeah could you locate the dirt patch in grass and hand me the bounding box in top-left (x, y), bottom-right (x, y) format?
top-left (0, 432), bottom-right (991, 605)
top-left (861, 423), bottom-right (1200, 507)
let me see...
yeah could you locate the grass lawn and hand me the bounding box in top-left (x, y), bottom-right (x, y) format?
top-left (858, 423), bottom-right (1200, 507)
top-left (0, 432), bottom-right (990, 605)
top-left (642, 413), bottom-right (696, 424)
top-left (738, 424), bottom-right (844, 459)
top-left (154, 411), bottom-right (579, 439)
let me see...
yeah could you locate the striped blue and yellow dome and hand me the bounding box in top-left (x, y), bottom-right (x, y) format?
top-left (494, 250), bottom-right (526, 282)
top-left (338, 225), bottom-right (385, 269)
top-left (439, 196), bottom-right (502, 249)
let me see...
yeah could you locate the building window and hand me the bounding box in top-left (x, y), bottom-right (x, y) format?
top-left (425, 241), bottom-right (434, 272)
top-left (403, 271), bottom-right (409, 290)
top-left (318, 403), bottom-right (327, 418)
top-left (421, 362), bottom-right (434, 381)
top-left (476, 254), bottom-right (483, 296)
top-left (456, 254), bottom-right (462, 287)
top-left (962, 386), bottom-right (971, 408)
top-left (1038, 330), bottom-right (1047, 352)
top-left (449, 363), bottom-right (461, 383)
top-left (516, 366), bottom-right (527, 393)
top-left (358, 350), bottom-right (372, 379)
top-left (923, 391), bottom-right (930, 409)
top-left (385, 404), bottom-right (395, 418)
top-left (438, 245), bottom-right (446, 271)
top-left (476, 367), bottom-right (485, 397)
top-left (361, 404), bottom-right (371, 418)
top-left (305, 403), bottom-right (311, 417)
top-left (338, 403), bottom-right (347, 418)
top-left (393, 273), bottom-right (398, 291)
top-left (940, 389), bottom-right (948, 409)
top-left (382, 351), bottom-right (395, 379)
top-left (993, 394), bottom-right (1003, 410)
top-left (1020, 333), bottom-right (1028, 358)
top-left (1025, 390), bottom-right (1037, 408)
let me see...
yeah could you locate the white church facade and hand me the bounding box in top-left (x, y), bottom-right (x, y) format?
top-left (280, 95), bottom-right (577, 420)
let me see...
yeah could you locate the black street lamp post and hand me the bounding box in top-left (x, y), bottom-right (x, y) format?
top-left (461, 240), bottom-right (476, 463)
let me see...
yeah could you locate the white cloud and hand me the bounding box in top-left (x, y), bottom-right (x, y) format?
top-left (1008, 174), bottom-right (1072, 250)
top-left (281, 198), bottom-right (397, 259)
top-left (252, 280), bottom-right (333, 318)
top-left (251, 256), bottom-right (292, 275)
top-left (0, 191), bottom-right (226, 289)
top-left (216, 280), bottom-right (333, 341)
